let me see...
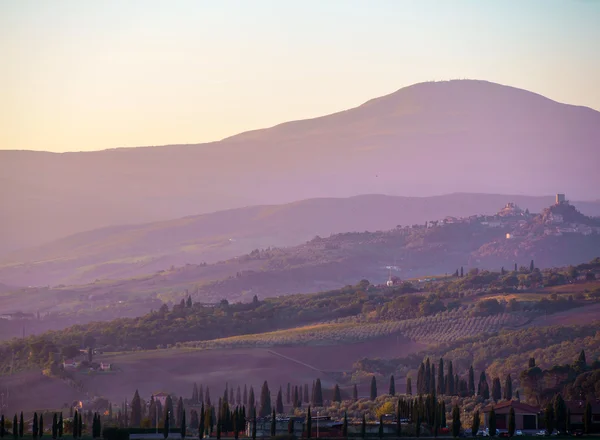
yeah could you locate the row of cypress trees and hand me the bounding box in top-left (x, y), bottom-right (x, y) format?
top-left (0, 411), bottom-right (103, 439)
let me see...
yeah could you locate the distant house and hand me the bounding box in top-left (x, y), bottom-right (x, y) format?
top-left (566, 400), bottom-right (600, 433)
top-left (152, 392), bottom-right (169, 407)
top-left (63, 359), bottom-right (80, 369)
top-left (99, 362), bottom-right (112, 371)
top-left (482, 401), bottom-right (540, 431)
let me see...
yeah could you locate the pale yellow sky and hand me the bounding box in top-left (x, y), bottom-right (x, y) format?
top-left (1, 0), bottom-right (599, 152)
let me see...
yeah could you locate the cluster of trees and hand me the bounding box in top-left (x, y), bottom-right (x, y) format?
top-left (411, 357), bottom-right (513, 401)
top-left (0, 411), bottom-right (103, 439)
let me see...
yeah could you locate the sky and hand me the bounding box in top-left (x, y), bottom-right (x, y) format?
top-left (1, 0), bottom-right (599, 153)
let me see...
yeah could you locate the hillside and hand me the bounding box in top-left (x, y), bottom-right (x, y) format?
top-left (3, 193), bottom-right (600, 287)
top-left (2, 80), bottom-right (599, 255)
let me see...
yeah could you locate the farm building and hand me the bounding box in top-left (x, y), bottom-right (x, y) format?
top-left (482, 401), bottom-right (540, 431)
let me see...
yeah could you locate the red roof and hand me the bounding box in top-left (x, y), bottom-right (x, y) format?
top-left (482, 400), bottom-right (540, 414)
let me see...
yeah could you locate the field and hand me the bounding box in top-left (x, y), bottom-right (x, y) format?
top-left (528, 302), bottom-right (600, 326)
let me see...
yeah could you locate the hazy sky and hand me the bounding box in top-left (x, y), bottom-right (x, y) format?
top-left (1, 0), bottom-right (599, 152)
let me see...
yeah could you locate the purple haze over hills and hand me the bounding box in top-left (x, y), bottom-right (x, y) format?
top-left (0, 79), bottom-right (598, 255)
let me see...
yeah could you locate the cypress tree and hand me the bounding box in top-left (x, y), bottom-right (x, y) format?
top-left (18, 413), bottom-right (23, 439)
top-left (415, 413), bottom-right (421, 438)
top-left (270, 409), bottom-right (276, 437)
top-left (437, 359), bottom-right (445, 395)
top-left (299, 387), bottom-right (303, 405)
top-left (288, 418), bottom-right (294, 435)
top-left (259, 381), bottom-right (271, 417)
top-left (163, 411), bottom-right (169, 439)
top-left (176, 397), bottom-right (184, 428)
top-left (425, 359), bottom-right (431, 394)
top-left (503, 375), bottom-right (512, 400)
top-left (205, 388), bottom-right (211, 407)
top-left (353, 384), bottom-right (358, 402)
top-left (72, 412), bottom-right (78, 440)
top-left (1, 414), bottom-right (5, 439)
top-left (233, 410), bottom-right (238, 440)
top-left (276, 388), bottom-right (284, 414)
top-left (406, 377), bottom-right (412, 395)
top-left (489, 407), bottom-right (496, 437)
top-left (216, 418), bottom-right (221, 440)
top-left (417, 363), bottom-right (425, 394)
top-left (230, 389), bottom-right (234, 406)
top-left (378, 415), bottom-right (383, 439)
top-left (492, 378), bottom-right (502, 402)
top-left (293, 386), bottom-right (299, 409)
top-left (508, 408), bottom-right (515, 437)
top-left (446, 361), bottom-right (454, 395)
top-left (248, 387), bottom-right (255, 412)
top-left (370, 376), bottom-right (377, 401)
top-left (554, 394), bottom-right (567, 433)
top-left (252, 411), bottom-right (256, 440)
top-left (58, 414), bottom-right (63, 438)
top-left (343, 412), bottom-right (348, 437)
top-left (333, 384), bottom-right (342, 403)
top-left (313, 379), bottom-right (323, 407)
top-left (33, 413), bottom-right (38, 439)
top-left (361, 414), bottom-right (366, 439)
top-left (460, 267), bottom-right (464, 277)
top-left (441, 401), bottom-right (446, 428)
top-left (396, 403), bottom-right (402, 437)
top-left (39, 414), bottom-right (44, 439)
top-left (77, 416), bottom-right (82, 439)
top-left (181, 411), bottom-right (186, 440)
top-left (199, 404), bottom-right (205, 438)
top-left (52, 414), bottom-right (57, 439)
top-left (131, 390), bottom-right (142, 427)
top-left (192, 383), bottom-right (199, 403)
top-left (243, 385), bottom-right (247, 406)
top-left (306, 406), bottom-right (312, 439)
top-left (451, 405), bottom-right (461, 438)
top-left (304, 384), bottom-right (309, 404)
top-left (576, 350), bottom-right (587, 371)
top-left (286, 383), bottom-right (291, 404)
top-left (389, 375), bottom-right (396, 396)
top-left (471, 411), bottom-right (480, 437)
top-left (584, 401), bottom-right (592, 434)
top-left (13, 415), bottom-right (17, 440)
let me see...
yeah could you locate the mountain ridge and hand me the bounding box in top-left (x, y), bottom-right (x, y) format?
top-left (1, 79), bottom-right (599, 255)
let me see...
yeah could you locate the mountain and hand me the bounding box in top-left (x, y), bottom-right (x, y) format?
top-left (1, 80), bottom-right (599, 255)
top-left (2, 193), bottom-right (600, 287)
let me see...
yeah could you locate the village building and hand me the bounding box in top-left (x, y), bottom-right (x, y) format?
top-left (567, 400), bottom-right (600, 433)
top-left (151, 392), bottom-right (170, 407)
top-left (482, 401), bottom-right (540, 431)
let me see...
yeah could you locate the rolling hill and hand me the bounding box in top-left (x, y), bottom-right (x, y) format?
top-left (1, 79), bottom-right (599, 256)
top-left (3, 193), bottom-right (600, 287)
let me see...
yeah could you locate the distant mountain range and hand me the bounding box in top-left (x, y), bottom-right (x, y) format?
top-left (1, 79), bottom-right (599, 255)
top-left (2, 192), bottom-right (600, 287)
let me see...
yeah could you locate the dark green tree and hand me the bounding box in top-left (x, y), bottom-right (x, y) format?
top-left (489, 407), bottom-right (496, 437)
top-left (416, 414), bottom-right (421, 438)
top-left (425, 358), bottom-right (431, 394)
top-left (248, 387), bottom-right (254, 411)
top-left (396, 403), bottom-right (402, 437)
top-left (270, 410), bottom-right (276, 437)
top-left (58, 414), bottom-right (63, 438)
top-left (460, 267), bottom-right (464, 277)
top-left (508, 408), bottom-right (515, 438)
top-left (333, 384), bottom-right (342, 403)
top-left (471, 411), bottom-right (480, 437)
top-left (406, 377), bottom-right (412, 395)
top-left (252, 411), bottom-right (256, 440)
top-left (530, 260), bottom-right (534, 272)
top-left (176, 397), bottom-right (184, 428)
top-left (199, 404), bottom-right (205, 438)
top-left (52, 414), bottom-right (57, 439)
top-left (13, 415), bottom-right (17, 440)
top-left (306, 406), bottom-right (312, 439)
top-left (584, 401), bottom-right (592, 434)
top-left (33, 413), bottom-right (38, 439)
top-left (1, 415), bottom-right (5, 439)
top-left (72, 412), bottom-right (78, 440)
top-left (216, 418), bottom-right (221, 440)
top-left (575, 350), bottom-right (587, 372)
top-left (164, 396), bottom-right (175, 427)
top-left (343, 412), bottom-right (348, 437)
top-left (181, 410), bottom-right (186, 440)
top-left (503, 375), bottom-right (512, 400)
top-left (276, 388), bottom-right (284, 414)
top-left (163, 411), bottom-right (170, 439)
top-left (437, 359), bottom-right (445, 395)
top-left (131, 390), bottom-right (142, 427)
top-left (468, 366), bottom-right (476, 396)
top-left (288, 417), bottom-right (294, 435)
top-left (389, 375), bottom-right (396, 396)
top-left (544, 404), bottom-right (554, 434)
top-left (378, 415), bottom-right (383, 439)
top-left (370, 376), bottom-right (378, 401)
top-left (441, 401), bottom-right (447, 428)
top-left (452, 405), bottom-right (461, 438)
top-left (361, 414), bottom-right (366, 439)
top-left (313, 379), bottom-right (323, 407)
top-left (18, 413), bottom-right (23, 439)
top-left (492, 378), bottom-right (502, 402)
top-left (39, 414), bottom-right (44, 439)
top-left (259, 381), bottom-right (271, 417)
top-left (554, 394), bottom-right (567, 432)
top-left (446, 361), bottom-right (454, 395)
